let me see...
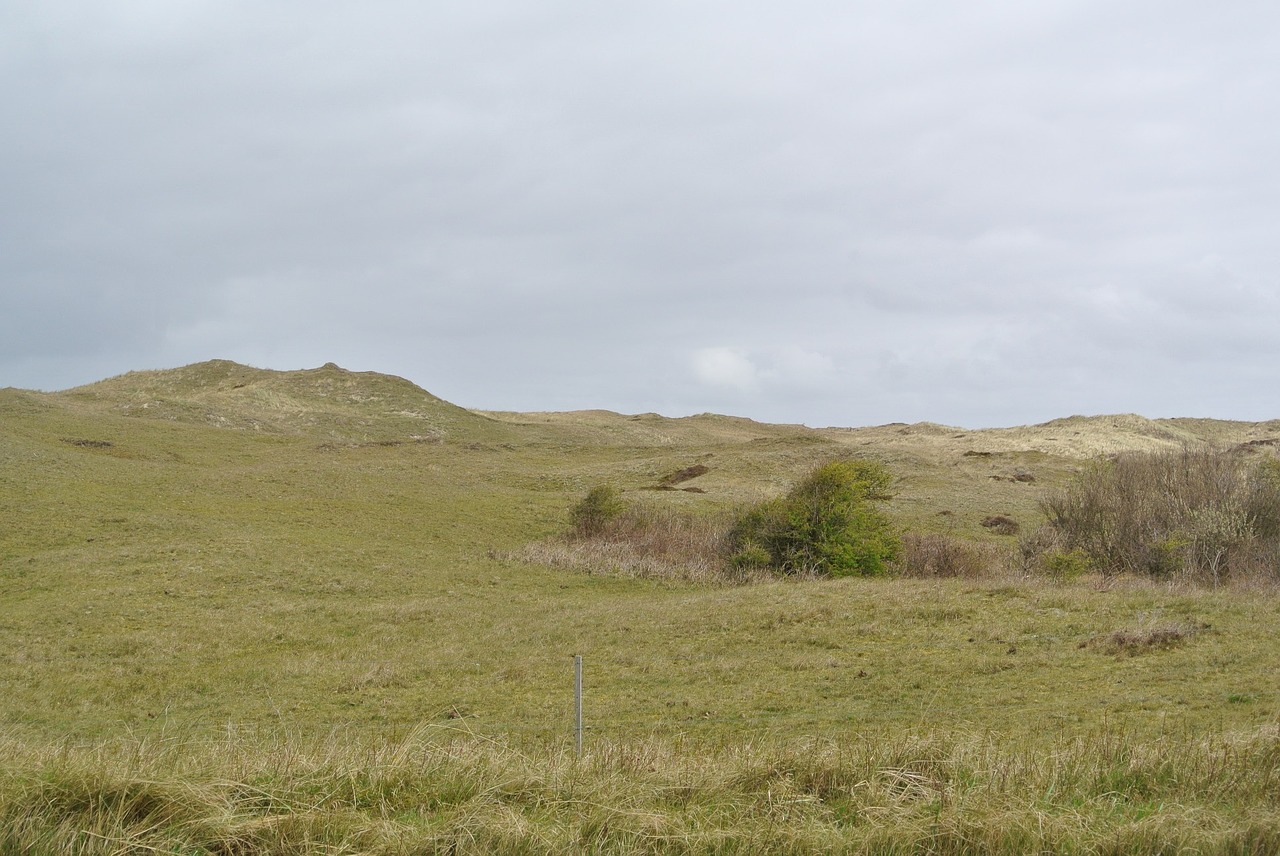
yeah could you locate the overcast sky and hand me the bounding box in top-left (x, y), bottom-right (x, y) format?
top-left (3, 1), bottom-right (1278, 428)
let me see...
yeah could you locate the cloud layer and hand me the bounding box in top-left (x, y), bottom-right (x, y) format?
top-left (3, 1), bottom-right (1278, 427)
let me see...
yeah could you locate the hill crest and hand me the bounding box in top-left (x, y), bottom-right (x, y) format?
top-left (55, 360), bottom-right (509, 443)
top-left (10, 359), bottom-right (1277, 456)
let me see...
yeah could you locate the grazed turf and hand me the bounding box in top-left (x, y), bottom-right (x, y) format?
top-left (3, 361), bottom-right (1279, 852)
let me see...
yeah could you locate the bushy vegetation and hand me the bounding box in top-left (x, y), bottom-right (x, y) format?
top-left (569, 484), bottom-right (627, 537)
top-left (550, 450), bottom-right (1280, 590)
top-left (1033, 447), bottom-right (1280, 583)
top-left (531, 501), bottom-right (738, 583)
top-left (556, 460), bottom-right (902, 581)
top-left (560, 450), bottom-right (1280, 588)
top-left (728, 460), bottom-right (900, 576)
top-left (894, 532), bottom-right (1006, 578)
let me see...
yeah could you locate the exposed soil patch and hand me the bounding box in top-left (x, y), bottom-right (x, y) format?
top-left (647, 484), bottom-right (708, 494)
top-left (315, 437), bottom-right (441, 452)
top-left (62, 438), bottom-right (113, 449)
top-left (659, 464), bottom-right (711, 487)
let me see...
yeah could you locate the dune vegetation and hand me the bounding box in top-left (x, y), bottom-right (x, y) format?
top-left (3, 360), bottom-right (1280, 853)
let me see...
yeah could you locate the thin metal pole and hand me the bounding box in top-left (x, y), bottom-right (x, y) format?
top-left (574, 654), bottom-right (583, 756)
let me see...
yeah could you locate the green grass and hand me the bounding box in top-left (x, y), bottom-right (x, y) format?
top-left (4, 361), bottom-right (1280, 852)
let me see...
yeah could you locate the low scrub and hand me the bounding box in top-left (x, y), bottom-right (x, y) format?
top-left (1035, 448), bottom-right (1280, 584)
top-left (568, 484), bottom-right (627, 537)
top-left (894, 533), bottom-right (1010, 579)
top-left (543, 461), bottom-right (902, 583)
top-left (524, 500), bottom-right (748, 583)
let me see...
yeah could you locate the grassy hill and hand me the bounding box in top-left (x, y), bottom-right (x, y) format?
top-left (58, 359), bottom-right (517, 443)
top-left (4, 360), bottom-right (1280, 853)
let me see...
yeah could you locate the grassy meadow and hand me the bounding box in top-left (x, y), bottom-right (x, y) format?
top-left (3, 360), bottom-right (1280, 853)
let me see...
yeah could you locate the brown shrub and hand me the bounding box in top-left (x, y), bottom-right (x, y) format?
top-left (517, 507), bottom-right (755, 584)
top-left (1039, 447), bottom-right (1280, 584)
top-left (894, 533), bottom-right (1007, 579)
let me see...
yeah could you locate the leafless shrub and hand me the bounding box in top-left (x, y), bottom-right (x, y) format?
top-left (1038, 447), bottom-right (1280, 584)
top-left (594, 507), bottom-right (731, 565)
top-left (515, 508), bottom-right (760, 584)
top-left (894, 533), bottom-right (1008, 579)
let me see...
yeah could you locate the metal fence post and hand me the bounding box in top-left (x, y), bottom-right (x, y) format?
top-left (574, 654), bottom-right (583, 756)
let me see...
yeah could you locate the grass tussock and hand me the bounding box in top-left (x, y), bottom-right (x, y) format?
top-left (5, 726), bottom-right (1280, 855)
top-left (979, 514), bottom-right (1020, 535)
top-left (1084, 621), bottom-right (1208, 656)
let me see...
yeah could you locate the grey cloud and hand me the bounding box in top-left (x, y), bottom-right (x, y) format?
top-left (3, 1), bottom-right (1279, 424)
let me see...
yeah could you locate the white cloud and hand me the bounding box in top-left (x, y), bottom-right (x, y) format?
top-left (692, 347), bottom-right (759, 391)
top-left (691, 345), bottom-right (837, 397)
top-left (761, 347), bottom-right (835, 388)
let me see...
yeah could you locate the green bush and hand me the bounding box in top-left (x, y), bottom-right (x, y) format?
top-left (728, 460), bottom-right (899, 577)
top-left (1041, 548), bottom-right (1092, 582)
top-left (569, 485), bottom-right (626, 537)
top-left (729, 541), bottom-right (773, 571)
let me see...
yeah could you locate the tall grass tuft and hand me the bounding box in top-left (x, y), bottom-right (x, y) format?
top-left (4, 726), bottom-right (1280, 854)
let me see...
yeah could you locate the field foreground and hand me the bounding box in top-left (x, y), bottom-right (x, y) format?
top-left (3, 361), bottom-right (1280, 852)
top-left (5, 725), bottom-right (1280, 854)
